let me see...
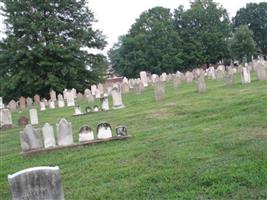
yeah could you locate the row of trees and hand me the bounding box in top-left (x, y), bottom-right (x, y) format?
top-left (109, 0), bottom-right (266, 77)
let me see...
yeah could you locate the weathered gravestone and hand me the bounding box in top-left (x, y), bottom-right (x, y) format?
top-left (84, 89), bottom-right (94, 103)
top-left (77, 92), bottom-right (84, 101)
top-left (121, 82), bottom-right (130, 94)
top-left (116, 126), bottom-right (128, 136)
top-left (91, 85), bottom-right (97, 96)
top-left (97, 123), bottom-right (112, 139)
top-left (207, 66), bottom-right (216, 80)
top-left (57, 94), bottom-right (65, 108)
top-left (20, 124), bottom-right (43, 152)
top-left (255, 62), bottom-right (267, 81)
top-left (40, 102), bottom-right (46, 111)
top-left (42, 123), bottom-right (56, 148)
top-left (34, 94), bottom-right (40, 106)
top-left (194, 68), bottom-right (206, 93)
top-left (0, 109), bottom-right (12, 128)
top-left (8, 100), bottom-right (17, 112)
top-left (140, 71), bottom-right (148, 87)
top-left (111, 86), bottom-right (125, 109)
top-left (73, 106), bottom-right (83, 116)
top-left (85, 106), bottom-right (92, 113)
top-left (71, 88), bottom-right (77, 99)
top-left (225, 67), bottom-right (236, 86)
top-left (240, 66), bottom-right (251, 84)
top-left (0, 97), bottom-right (3, 109)
top-left (19, 97), bottom-right (26, 110)
top-left (79, 125), bottom-right (94, 142)
top-left (173, 75), bottom-right (181, 88)
top-left (185, 72), bottom-right (194, 83)
top-left (66, 91), bottom-right (75, 107)
top-left (98, 83), bottom-right (105, 94)
top-left (50, 90), bottom-right (57, 101)
top-left (154, 80), bottom-right (165, 101)
top-left (48, 100), bottom-right (55, 109)
top-left (18, 116), bottom-right (29, 126)
top-left (215, 68), bottom-right (225, 80)
top-left (26, 97), bottom-right (33, 108)
top-left (29, 109), bottom-right (38, 125)
top-left (93, 105), bottom-right (99, 112)
top-left (160, 72), bottom-right (167, 82)
top-left (100, 95), bottom-right (109, 111)
top-left (56, 119), bottom-right (73, 146)
top-left (8, 166), bottom-right (64, 200)
top-left (133, 80), bottom-right (142, 95)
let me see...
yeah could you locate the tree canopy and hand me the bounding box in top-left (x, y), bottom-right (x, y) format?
top-left (0, 0), bottom-right (107, 101)
top-left (108, 7), bottom-right (182, 78)
top-left (233, 2), bottom-right (267, 55)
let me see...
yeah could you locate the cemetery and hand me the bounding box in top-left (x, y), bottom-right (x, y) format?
top-left (0, 0), bottom-right (267, 199)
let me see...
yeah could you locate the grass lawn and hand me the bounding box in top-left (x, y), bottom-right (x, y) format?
top-left (0, 73), bottom-right (267, 199)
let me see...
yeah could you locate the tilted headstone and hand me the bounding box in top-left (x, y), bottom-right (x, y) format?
top-left (26, 97), bottom-right (33, 108)
top-left (8, 100), bottom-right (17, 112)
top-left (34, 94), bottom-right (40, 106)
top-left (18, 116), bottom-right (29, 126)
top-left (20, 124), bottom-right (43, 152)
top-left (111, 85), bottom-right (125, 109)
top-left (19, 96), bottom-right (26, 110)
top-left (29, 109), bottom-right (38, 125)
top-left (56, 118), bottom-right (73, 146)
top-left (140, 71), bottom-right (148, 87)
top-left (40, 102), bottom-right (46, 111)
top-left (66, 91), bottom-right (75, 107)
top-left (8, 166), bottom-right (64, 200)
top-left (42, 123), bottom-right (56, 148)
top-left (255, 62), bottom-right (267, 81)
top-left (0, 109), bottom-right (12, 128)
top-left (50, 90), bottom-right (57, 101)
top-left (194, 68), bottom-right (206, 93)
top-left (79, 125), bottom-right (94, 142)
top-left (97, 123), bottom-right (112, 139)
top-left (154, 80), bottom-right (165, 101)
top-left (116, 126), bottom-right (127, 136)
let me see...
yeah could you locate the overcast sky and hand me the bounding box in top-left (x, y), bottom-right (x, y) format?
top-left (88, 0), bottom-right (265, 55)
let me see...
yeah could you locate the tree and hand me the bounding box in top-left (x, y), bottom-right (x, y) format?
top-left (233, 2), bottom-right (267, 55)
top-left (174, 0), bottom-right (231, 68)
top-left (108, 7), bottom-right (182, 78)
top-left (0, 0), bottom-right (107, 101)
top-left (229, 25), bottom-right (257, 62)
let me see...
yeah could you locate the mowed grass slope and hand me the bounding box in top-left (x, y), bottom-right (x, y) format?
top-left (0, 74), bottom-right (267, 199)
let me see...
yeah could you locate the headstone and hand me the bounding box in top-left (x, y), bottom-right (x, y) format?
top-left (63, 89), bottom-right (67, 100)
top-left (79, 125), bottom-right (94, 142)
top-left (97, 123), bottom-right (112, 139)
top-left (173, 75), bottom-right (181, 88)
top-left (42, 123), bottom-right (56, 148)
top-left (101, 96), bottom-right (109, 111)
top-left (66, 91), bottom-right (75, 107)
top-left (29, 109), bottom-right (38, 125)
top-left (207, 66), bottom-right (216, 80)
top-left (121, 82), bottom-right (130, 94)
top-left (8, 166), bottom-right (64, 200)
top-left (48, 100), bottom-right (55, 109)
top-left (85, 106), bottom-right (92, 113)
top-left (34, 94), bottom-right (41, 106)
top-left (140, 71), bottom-right (148, 87)
top-left (111, 86), bottom-right (125, 109)
top-left (84, 89), bottom-right (94, 103)
top-left (50, 90), bottom-right (57, 101)
top-left (98, 83), bottom-right (105, 94)
top-left (91, 85), bottom-right (97, 96)
top-left (19, 96), bottom-right (26, 110)
top-left (73, 106), bottom-right (83, 116)
top-left (240, 66), bottom-right (251, 84)
top-left (71, 88), bottom-right (77, 99)
top-left (57, 94), bottom-right (65, 108)
top-left (93, 105), bottom-right (99, 112)
top-left (116, 126), bottom-right (127, 136)
top-left (255, 62), bottom-right (267, 81)
top-left (20, 124), bottom-right (43, 151)
top-left (0, 97), bottom-right (3, 109)
top-left (56, 118), bottom-right (73, 146)
top-left (133, 80), bottom-right (142, 95)
top-left (185, 72), bottom-right (194, 83)
top-left (194, 68), bottom-right (206, 93)
top-left (215, 68), bottom-right (225, 80)
top-left (77, 93), bottom-right (84, 101)
top-left (95, 88), bottom-right (101, 99)
top-left (43, 99), bottom-right (48, 107)
top-left (225, 67), bottom-right (235, 86)
top-left (160, 73), bottom-right (167, 82)
top-left (154, 80), bottom-right (165, 101)
top-left (18, 116), bottom-right (29, 126)
top-left (40, 102), bottom-right (46, 111)
top-left (128, 79), bottom-right (134, 89)
top-left (151, 74), bottom-right (159, 83)
top-left (0, 109), bottom-right (12, 128)
top-left (26, 97), bottom-right (33, 108)
top-left (8, 100), bottom-right (17, 112)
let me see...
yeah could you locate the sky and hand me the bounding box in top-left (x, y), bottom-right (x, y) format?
top-left (88, 0), bottom-right (265, 55)
top-left (0, 0), bottom-right (265, 55)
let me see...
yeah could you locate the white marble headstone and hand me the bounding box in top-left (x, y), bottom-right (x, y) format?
top-left (79, 126), bottom-right (94, 142)
top-left (42, 123), bottom-right (56, 148)
top-left (20, 124), bottom-right (43, 152)
top-left (97, 123), bottom-right (112, 139)
top-left (56, 119), bottom-right (73, 146)
top-left (29, 109), bottom-right (38, 125)
top-left (0, 108), bottom-right (12, 128)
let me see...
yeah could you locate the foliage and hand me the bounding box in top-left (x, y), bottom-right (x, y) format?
top-left (174, 0), bottom-right (231, 68)
top-left (233, 2), bottom-right (267, 55)
top-left (0, 0), bottom-right (107, 101)
top-left (108, 7), bottom-right (182, 78)
top-left (229, 25), bottom-right (257, 62)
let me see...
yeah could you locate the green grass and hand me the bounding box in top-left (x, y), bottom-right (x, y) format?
top-left (1, 73), bottom-right (267, 199)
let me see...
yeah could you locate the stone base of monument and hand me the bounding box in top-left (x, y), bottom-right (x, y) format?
top-left (112, 105), bottom-right (125, 110)
top-left (20, 136), bottom-right (129, 156)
